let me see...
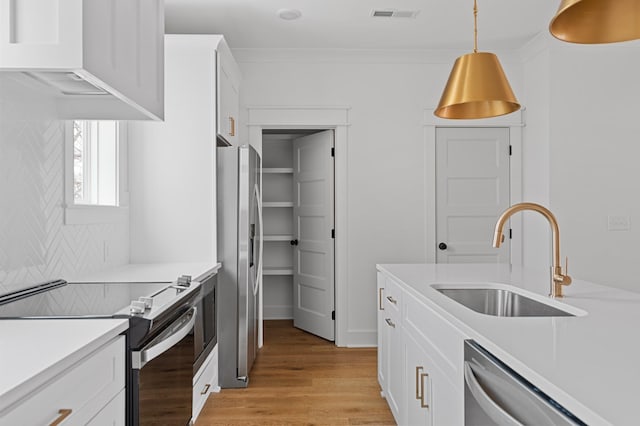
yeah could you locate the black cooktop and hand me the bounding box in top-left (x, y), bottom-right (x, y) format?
top-left (0, 281), bottom-right (184, 318)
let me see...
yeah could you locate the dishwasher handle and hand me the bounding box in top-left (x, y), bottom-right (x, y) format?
top-left (132, 307), bottom-right (197, 369)
top-left (464, 362), bottom-right (523, 426)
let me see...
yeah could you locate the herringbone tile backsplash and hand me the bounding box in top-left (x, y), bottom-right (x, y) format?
top-left (0, 114), bottom-right (129, 296)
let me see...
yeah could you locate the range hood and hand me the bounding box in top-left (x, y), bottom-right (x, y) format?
top-left (0, 0), bottom-right (165, 121)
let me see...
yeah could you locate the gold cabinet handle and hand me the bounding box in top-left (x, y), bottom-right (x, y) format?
top-left (379, 288), bottom-right (384, 310)
top-left (415, 366), bottom-right (424, 400)
top-left (386, 295), bottom-right (397, 305)
top-left (201, 383), bottom-right (211, 395)
top-left (50, 409), bottom-right (72, 426)
top-left (384, 318), bottom-right (395, 328)
top-left (229, 116), bottom-right (235, 136)
top-left (420, 372), bottom-right (429, 408)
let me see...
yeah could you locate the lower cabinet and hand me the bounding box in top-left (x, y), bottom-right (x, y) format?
top-left (377, 271), bottom-right (465, 426)
top-left (404, 331), bottom-right (431, 426)
top-left (1, 336), bottom-right (125, 426)
top-left (192, 345), bottom-right (219, 422)
top-left (404, 329), bottom-right (463, 426)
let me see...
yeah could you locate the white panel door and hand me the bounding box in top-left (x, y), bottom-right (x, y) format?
top-left (436, 127), bottom-right (510, 264)
top-left (292, 130), bottom-right (335, 341)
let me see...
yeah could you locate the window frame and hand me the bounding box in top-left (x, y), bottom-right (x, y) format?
top-left (63, 120), bottom-right (129, 225)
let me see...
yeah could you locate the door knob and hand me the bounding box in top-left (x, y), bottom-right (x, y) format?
top-left (290, 239), bottom-right (299, 246)
top-left (438, 242), bottom-right (447, 250)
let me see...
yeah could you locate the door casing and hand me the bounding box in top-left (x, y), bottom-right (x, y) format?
top-left (248, 106), bottom-right (350, 346)
top-left (424, 109), bottom-right (524, 267)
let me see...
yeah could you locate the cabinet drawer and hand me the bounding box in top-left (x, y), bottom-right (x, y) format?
top-left (404, 295), bottom-right (464, 387)
top-left (2, 336), bottom-right (125, 426)
top-left (86, 389), bottom-right (125, 426)
top-left (382, 276), bottom-right (403, 317)
top-left (192, 345), bottom-right (218, 422)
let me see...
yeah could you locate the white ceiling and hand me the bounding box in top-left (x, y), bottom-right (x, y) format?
top-left (164, 0), bottom-right (560, 50)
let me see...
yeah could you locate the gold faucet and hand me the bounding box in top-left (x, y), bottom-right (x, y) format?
top-left (492, 202), bottom-right (572, 298)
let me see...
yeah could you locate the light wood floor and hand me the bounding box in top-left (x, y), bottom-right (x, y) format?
top-left (196, 320), bottom-right (395, 425)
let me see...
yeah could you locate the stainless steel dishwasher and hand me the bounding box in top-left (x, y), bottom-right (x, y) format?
top-left (464, 340), bottom-right (587, 426)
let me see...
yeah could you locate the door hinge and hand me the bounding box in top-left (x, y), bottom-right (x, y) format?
top-left (331, 310), bottom-right (335, 320)
top-left (509, 145), bottom-right (512, 156)
top-left (331, 147), bottom-right (335, 157)
top-left (509, 229), bottom-right (513, 239)
top-left (331, 229), bottom-right (335, 239)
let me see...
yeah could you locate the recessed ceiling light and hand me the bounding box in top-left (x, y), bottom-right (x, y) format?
top-left (278, 8), bottom-right (302, 20)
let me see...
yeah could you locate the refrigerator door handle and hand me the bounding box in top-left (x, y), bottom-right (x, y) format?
top-left (254, 183), bottom-right (263, 297)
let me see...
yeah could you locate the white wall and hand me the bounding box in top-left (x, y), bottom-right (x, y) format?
top-left (546, 41), bottom-right (640, 291)
top-left (236, 49), bottom-right (524, 345)
top-left (0, 78), bottom-right (129, 295)
top-left (519, 34), bottom-right (553, 269)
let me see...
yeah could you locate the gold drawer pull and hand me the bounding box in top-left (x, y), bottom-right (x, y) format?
top-left (201, 383), bottom-right (211, 395)
top-left (379, 288), bottom-right (384, 311)
top-left (415, 366), bottom-right (424, 400)
top-left (420, 372), bottom-right (429, 408)
top-left (229, 117), bottom-right (236, 136)
top-left (386, 295), bottom-right (397, 305)
top-left (50, 409), bottom-right (72, 426)
top-left (385, 318), bottom-right (395, 328)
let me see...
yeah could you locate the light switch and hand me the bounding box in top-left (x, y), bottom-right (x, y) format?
top-left (608, 215), bottom-right (630, 231)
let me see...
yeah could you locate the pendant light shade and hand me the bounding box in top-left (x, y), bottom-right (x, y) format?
top-left (434, 0), bottom-right (520, 119)
top-left (434, 52), bottom-right (520, 119)
top-left (550, 0), bottom-right (640, 44)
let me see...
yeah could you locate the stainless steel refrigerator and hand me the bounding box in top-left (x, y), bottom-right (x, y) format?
top-left (217, 144), bottom-right (262, 388)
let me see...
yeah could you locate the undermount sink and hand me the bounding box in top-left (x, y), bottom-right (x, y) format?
top-left (433, 286), bottom-right (578, 317)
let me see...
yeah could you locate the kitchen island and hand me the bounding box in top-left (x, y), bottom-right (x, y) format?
top-left (377, 263), bottom-right (640, 425)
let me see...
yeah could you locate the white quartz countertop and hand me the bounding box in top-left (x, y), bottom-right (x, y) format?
top-left (68, 262), bottom-right (221, 283)
top-left (0, 318), bottom-right (128, 412)
top-left (376, 263), bottom-right (640, 426)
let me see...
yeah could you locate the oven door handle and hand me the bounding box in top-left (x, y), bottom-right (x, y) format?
top-left (132, 307), bottom-right (197, 369)
top-left (464, 362), bottom-right (523, 426)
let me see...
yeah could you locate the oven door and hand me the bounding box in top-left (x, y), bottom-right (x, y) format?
top-left (132, 307), bottom-right (196, 426)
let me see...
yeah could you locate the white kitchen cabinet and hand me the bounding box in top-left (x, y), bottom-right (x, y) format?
top-left (377, 270), bottom-right (465, 425)
top-left (192, 345), bottom-right (219, 423)
top-left (216, 40), bottom-right (241, 146)
top-left (87, 389), bottom-right (125, 426)
top-left (0, 0), bottom-right (163, 120)
top-left (404, 331), bottom-right (432, 426)
top-left (377, 274), bottom-right (405, 425)
top-left (377, 272), bottom-right (388, 393)
top-left (1, 336), bottom-right (125, 426)
top-left (128, 35), bottom-right (238, 264)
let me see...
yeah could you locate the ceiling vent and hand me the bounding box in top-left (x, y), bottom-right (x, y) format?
top-left (371, 10), bottom-right (419, 18)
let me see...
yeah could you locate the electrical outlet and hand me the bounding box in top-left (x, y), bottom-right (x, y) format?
top-left (608, 215), bottom-right (630, 231)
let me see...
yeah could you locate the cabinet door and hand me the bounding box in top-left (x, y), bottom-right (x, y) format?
top-left (405, 332), bottom-right (432, 426)
top-left (385, 311), bottom-right (404, 424)
top-left (377, 272), bottom-right (387, 391)
top-left (217, 56), bottom-right (239, 146)
top-left (405, 330), bottom-right (464, 426)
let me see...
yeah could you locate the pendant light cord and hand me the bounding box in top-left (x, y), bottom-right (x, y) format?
top-left (473, 0), bottom-right (478, 53)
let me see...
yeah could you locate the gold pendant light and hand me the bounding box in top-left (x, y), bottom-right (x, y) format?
top-left (550, 0), bottom-right (640, 44)
top-left (434, 0), bottom-right (520, 119)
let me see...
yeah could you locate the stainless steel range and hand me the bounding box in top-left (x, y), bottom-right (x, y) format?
top-left (0, 278), bottom-right (200, 426)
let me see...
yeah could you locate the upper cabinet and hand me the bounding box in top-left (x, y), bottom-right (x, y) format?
top-left (216, 40), bottom-right (241, 146)
top-left (0, 0), bottom-right (164, 120)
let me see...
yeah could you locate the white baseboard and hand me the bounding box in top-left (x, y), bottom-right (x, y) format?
top-left (340, 329), bottom-right (377, 348)
top-left (264, 305), bottom-right (293, 320)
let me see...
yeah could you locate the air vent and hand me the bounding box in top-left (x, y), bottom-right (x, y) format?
top-left (371, 9), bottom-right (419, 18)
top-left (24, 72), bottom-right (108, 95)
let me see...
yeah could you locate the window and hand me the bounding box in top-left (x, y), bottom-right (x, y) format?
top-left (64, 120), bottom-right (127, 225)
top-left (73, 120), bottom-right (119, 206)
